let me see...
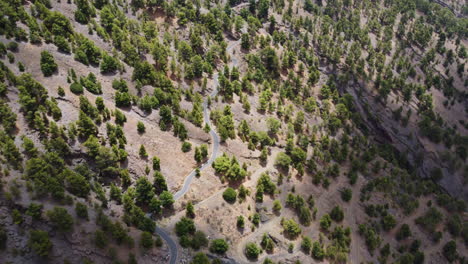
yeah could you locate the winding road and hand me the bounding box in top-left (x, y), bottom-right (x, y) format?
top-left (154, 40), bottom-right (240, 264)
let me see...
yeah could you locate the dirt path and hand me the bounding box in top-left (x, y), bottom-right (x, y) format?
top-left (154, 40), bottom-right (241, 264)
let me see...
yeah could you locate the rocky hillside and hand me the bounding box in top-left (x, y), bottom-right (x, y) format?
top-left (0, 0), bottom-right (467, 263)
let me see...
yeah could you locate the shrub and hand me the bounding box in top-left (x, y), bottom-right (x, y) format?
top-left (381, 214), bottom-right (397, 231)
top-left (442, 240), bottom-right (458, 262)
top-left (213, 153), bottom-right (247, 182)
top-left (139, 145), bottom-right (148, 158)
top-left (153, 171), bottom-right (168, 194)
top-left (415, 207), bottom-right (442, 232)
top-left (152, 156), bottom-right (161, 171)
top-left (396, 224), bottom-right (412, 240)
top-left (26, 203), bottom-right (43, 221)
top-left (358, 224), bottom-right (381, 252)
top-left (447, 214), bottom-right (462, 237)
top-left (252, 213), bottom-right (260, 226)
top-left (190, 231), bottom-right (208, 250)
top-left (222, 187), bottom-right (237, 203)
top-left (159, 190), bottom-right (174, 208)
top-left (75, 36), bottom-right (101, 65)
top-left (330, 206), bottom-right (344, 222)
top-left (80, 73), bottom-right (102, 94)
top-left (135, 177), bottom-right (154, 204)
top-left (312, 241), bottom-right (324, 260)
top-left (0, 226), bottom-right (6, 250)
top-left (140, 231), bottom-right (153, 249)
top-left (75, 202), bottom-right (88, 220)
top-left (175, 217), bottom-right (196, 237)
top-left (137, 121), bottom-right (145, 133)
top-left (100, 53), bottom-right (119, 73)
top-left (115, 91), bottom-right (131, 107)
top-left (65, 169), bottom-right (90, 197)
top-left (275, 152), bottom-right (292, 170)
top-left (182, 141), bottom-right (192, 152)
top-left (29, 230), bottom-right (52, 257)
top-left (301, 236), bottom-right (312, 254)
top-left (191, 252), bottom-right (210, 264)
top-left (237, 216), bottom-right (245, 228)
top-left (54, 35), bottom-right (70, 53)
top-left (245, 242), bottom-right (261, 259)
top-left (115, 109), bottom-right (126, 125)
top-left (70, 82), bottom-right (84, 94)
top-left (184, 201), bottom-right (195, 218)
top-left (40, 51), bottom-right (57, 76)
top-left (282, 218), bottom-right (301, 238)
top-left (320, 214), bottom-right (332, 230)
top-left (210, 238), bottom-right (229, 254)
top-left (94, 230), bottom-right (108, 249)
top-left (57, 86), bottom-right (65, 96)
top-left (46, 207), bottom-right (74, 232)
top-left (273, 200), bottom-right (282, 212)
top-left (341, 188), bottom-right (352, 202)
top-left (260, 233), bottom-right (274, 252)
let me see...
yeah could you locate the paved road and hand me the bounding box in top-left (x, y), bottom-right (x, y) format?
top-left (155, 40), bottom-right (240, 264)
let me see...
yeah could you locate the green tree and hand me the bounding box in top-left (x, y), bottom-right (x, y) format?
top-left (191, 231), bottom-right (208, 250)
top-left (266, 117), bottom-right (281, 136)
top-left (260, 47), bottom-right (279, 75)
top-left (222, 187), bottom-right (237, 203)
top-left (320, 214), bottom-right (332, 230)
top-left (282, 218), bottom-right (301, 238)
top-left (312, 241), bottom-right (324, 260)
top-left (275, 152), bottom-right (291, 170)
top-left (382, 214), bottom-right (397, 231)
top-left (153, 171), bottom-right (168, 194)
top-left (46, 207), bottom-right (73, 232)
top-left (94, 230), bottom-right (108, 249)
top-left (152, 156), bottom-right (161, 171)
top-left (137, 121), bottom-right (145, 133)
top-left (159, 190), bottom-right (174, 208)
top-left (100, 53), bottom-right (119, 73)
top-left (257, 0), bottom-right (270, 19)
top-left (396, 224), bottom-right (412, 240)
top-left (415, 207), bottom-right (442, 232)
top-left (135, 177), bottom-right (155, 205)
top-left (191, 252), bottom-right (210, 264)
top-left (182, 141), bottom-right (192, 152)
top-left (301, 236), bottom-right (312, 254)
top-left (341, 188), bottom-right (352, 202)
top-left (175, 217), bottom-right (196, 237)
top-left (140, 231), bottom-right (154, 249)
top-left (442, 240), bottom-right (458, 262)
top-left (54, 35), bottom-right (70, 53)
top-left (115, 109), bottom-right (127, 125)
top-left (64, 169), bottom-right (90, 197)
top-left (210, 239), bottom-right (229, 254)
top-left (40, 51), bottom-right (58, 76)
top-left (186, 201), bottom-right (195, 218)
top-left (70, 82), bottom-right (84, 94)
top-left (330, 206), bottom-right (344, 222)
top-left (245, 242), bottom-right (261, 259)
top-left (260, 233), bottom-right (274, 252)
top-left (139, 144), bottom-right (148, 158)
top-left (75, 202), bottom-right (89, 220)
top-left (29, 230), bottom-right (52, 257)
top-left (26, 203), bottom-right (43, 221)
top-left (237, 215), bottom-right (245, 228)
top-left (273, 200), bottom-right (282, 212)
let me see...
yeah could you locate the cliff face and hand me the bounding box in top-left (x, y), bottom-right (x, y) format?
top-left (345, 80), bottom-right (467, 201)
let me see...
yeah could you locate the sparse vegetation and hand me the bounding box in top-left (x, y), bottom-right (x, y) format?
top-left (0, 0), bottom-right (466, 263)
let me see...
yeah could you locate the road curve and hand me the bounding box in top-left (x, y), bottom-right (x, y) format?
top-left (155, 40), bottom-right (240, 264)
